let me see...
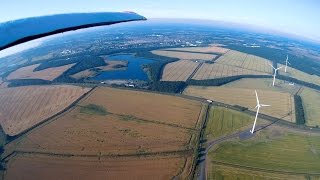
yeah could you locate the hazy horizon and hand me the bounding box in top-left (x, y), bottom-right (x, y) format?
top-left (1, 0), bottom-right (319, 43)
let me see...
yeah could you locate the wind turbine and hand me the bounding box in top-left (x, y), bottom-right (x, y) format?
top-left (284, 55), bottom-right (290, 73)
top-left (269, 63), bottom-right (282, 86)
top-left (250, 90), bottom-right (271, 134)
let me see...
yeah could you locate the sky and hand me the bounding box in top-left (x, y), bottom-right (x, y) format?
top-left (0, 0), bottom-right (319, 41)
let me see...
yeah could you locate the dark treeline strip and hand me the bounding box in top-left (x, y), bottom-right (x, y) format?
top-left (7, 79), bottom-right (51, 87)
top-left (150, 81), bottom-right (186, 93)
top-left (188, 75), bottom-right (272, 86)
top-left (294, 95), bottom-right (305, 125)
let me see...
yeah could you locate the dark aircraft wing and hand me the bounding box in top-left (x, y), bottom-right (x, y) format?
top-left (0, 12), bottom-right (146, 51)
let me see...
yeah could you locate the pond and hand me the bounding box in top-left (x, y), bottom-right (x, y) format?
top-left (91, 54), bottom-right (154, 81)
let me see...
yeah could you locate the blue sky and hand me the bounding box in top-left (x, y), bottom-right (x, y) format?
top-left (1, 0), bottom-right (319, 41)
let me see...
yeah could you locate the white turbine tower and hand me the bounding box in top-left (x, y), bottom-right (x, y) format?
top-left (250, 90), bottom-right (270, 134)
top-left (269, 63), bottom-right (282, 86)
top-left (284, 55), bottom-right (290, 73)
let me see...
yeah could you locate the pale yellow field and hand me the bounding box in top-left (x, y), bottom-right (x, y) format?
top-left (162, 46), bottom-right (229, 54)
top-left (0, 85), bottom-right (91, 136)
top-left (71, 61), bottom-right (127, 79)
top-left (184, 86), bottom-right (295, 122)
top-left (300, 87), bottom-right (320, 127)
top-left (151, 50), bottom-right (216, 60)
top-left (223, 78), bottom-right (301, 95)
top-left (161, 60), bottom-right (200, 81)
top-left (278, 63), bottom-right (320, 86)
top-left (192, 63), bottom-right (269, 80)
top-left (7, 63), bottom-right (75, 81)
top-left (216, 50), bottom-right (273, 74)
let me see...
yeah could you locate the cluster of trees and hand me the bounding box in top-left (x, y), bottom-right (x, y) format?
top-left (149, 81), bottom-right (186, 93)
top-left (137, 51), bottom-right (178, 81)
top-left (294, 95), bottom-right (305, 125)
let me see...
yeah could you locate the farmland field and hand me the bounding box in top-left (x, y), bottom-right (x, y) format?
top-left (151, 50), bottom-right (216, 60)
top-left (161, 60), bottom-right (200, 81)
top-left (162, 46), bottom-right (229, 54)
top-left (192, 63), bottom-right (269, 80)
top-left (215, 50), bottom-right (273, 74)
top-left (81, 87), bottom-right (202, 128)
top-left (0, 85), bottom-right (91, 136)
top-left (300, 87), bottom-right (320, 127)
top-left (205, 106), bottom-right (265, 140)
top-left (184, 86), bottom-right (295, 122)
top-left (7, 63), bottom-right (75, 81)
top-left (13, 108), bottom-right (192, 155)
top-left (279, 63), bottom-right (320, 86)
top-left (5, 154), bottom-right (190, 180)
top-left (223, 78), bottom-right (301, 95)
top-left (208, 126), bottom-right (320, 174)
top-left (4, 87), bottom-right (203, 179)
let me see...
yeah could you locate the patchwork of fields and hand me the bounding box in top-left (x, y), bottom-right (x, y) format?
top-left (4, 87), bottom-right (204, 179)
top-left (155, 47), bottom-right (274, 82)
top-left (161, 60), bottom-right (200, 81)
top-left (184, 86), bottom-right (296, 122)
top-left (7, 63), bottom-right (74, 81)
top-left (0, 85), bottom-right (91, 136)
top-left (215, 50), bottom-right (273, 74)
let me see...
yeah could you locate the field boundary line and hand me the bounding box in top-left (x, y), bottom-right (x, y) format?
top-left (13, 148), bottom-right (194, 158)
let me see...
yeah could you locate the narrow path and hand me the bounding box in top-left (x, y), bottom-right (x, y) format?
top-left (188, 62), bottom-right (203, 80)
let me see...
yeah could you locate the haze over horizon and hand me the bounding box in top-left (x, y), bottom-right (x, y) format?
top-left (1, 0), bottom-right (319, 42)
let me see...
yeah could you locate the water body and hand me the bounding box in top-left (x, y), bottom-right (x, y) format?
top-left (91, 54), bottom-right (154, 81)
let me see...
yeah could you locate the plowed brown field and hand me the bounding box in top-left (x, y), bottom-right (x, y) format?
top-left (0, 85), bottom-right (91, 136)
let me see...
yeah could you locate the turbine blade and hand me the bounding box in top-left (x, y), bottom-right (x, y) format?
top-left (268, 62), bottom-right (275, 69)
top-left (288, 61), bottom-right (291, 65)
top-left (255, 90), bottom-right (260, 105)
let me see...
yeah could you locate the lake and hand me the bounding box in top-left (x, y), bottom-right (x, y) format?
top-left (91, 54), bottom-right (154, 81)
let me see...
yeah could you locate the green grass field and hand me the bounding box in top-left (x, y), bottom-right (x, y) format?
top-left (79, 104), bottom-right (109, 116)
top-left (208, 163), bottom-right (312, 180)
top-left (209, 127), bottom-right (320, 173)
top-left (204, 106), bottom-right (260, 140)
top-left (300, 88), bottom-right (320, 127)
